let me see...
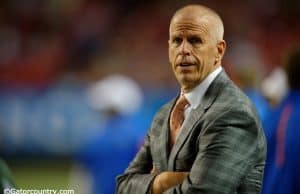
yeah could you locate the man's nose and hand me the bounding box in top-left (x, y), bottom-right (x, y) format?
top-left (179, 40), bottom-right (191, 55)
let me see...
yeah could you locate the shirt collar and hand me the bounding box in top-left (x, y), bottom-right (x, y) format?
top-left (184, 66), bottom-right (222, 109)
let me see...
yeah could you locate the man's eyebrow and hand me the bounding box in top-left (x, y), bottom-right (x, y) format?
top-left (170, 33), bottom-right (181, 39)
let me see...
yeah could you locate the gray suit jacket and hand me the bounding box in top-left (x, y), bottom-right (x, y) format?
top-left (116, 71), bottom-right (267, 194)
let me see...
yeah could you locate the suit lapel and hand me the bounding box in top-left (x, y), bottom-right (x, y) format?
top-left (167, 70), bottom-right (229, 170)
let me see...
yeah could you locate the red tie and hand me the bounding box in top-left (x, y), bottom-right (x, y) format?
top-left (169, 95), bottom-right (189, 148)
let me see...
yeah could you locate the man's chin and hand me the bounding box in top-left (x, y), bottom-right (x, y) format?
top-left (177, 76), bottom-right (198, 89)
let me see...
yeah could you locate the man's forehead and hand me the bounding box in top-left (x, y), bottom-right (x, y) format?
top-left (169, 5), bottom-right (224, 40)
top-left (169, 15), bottom-right (211, 34)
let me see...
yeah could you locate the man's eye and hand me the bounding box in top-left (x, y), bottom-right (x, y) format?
top-left (173, 37), bottom-right (182, 44)
top-left (189, 37), bottom-right (202, 44)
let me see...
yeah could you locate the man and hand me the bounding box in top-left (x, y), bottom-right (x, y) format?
top-left (262, 47), bottom-right (300, 194)
top-left (116, 4), bottom-right (266, 194)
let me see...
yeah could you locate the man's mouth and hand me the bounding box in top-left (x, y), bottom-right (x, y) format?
top-left (178, 63), bottom-right (195, 67)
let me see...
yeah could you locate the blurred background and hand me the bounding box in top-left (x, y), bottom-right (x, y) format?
top-left (0, 0), bottom-right (299, 193)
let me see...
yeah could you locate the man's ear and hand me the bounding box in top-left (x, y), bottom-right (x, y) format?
top-left (215, 40), bottom-right (226, 64)
top-left (217, 40), bottom-right (226, 59)
top-left (215, 40), bottom-right (226, 65)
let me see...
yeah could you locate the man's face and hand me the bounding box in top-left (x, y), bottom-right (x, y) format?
top-left (169, 14), bottom-right (222, 92)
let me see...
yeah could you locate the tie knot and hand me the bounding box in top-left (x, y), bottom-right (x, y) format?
top-left (176, 95), bottom-right (189, 110)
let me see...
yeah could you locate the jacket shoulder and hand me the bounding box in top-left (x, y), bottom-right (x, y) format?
top-left (216, 77), bottom-right (258, 118)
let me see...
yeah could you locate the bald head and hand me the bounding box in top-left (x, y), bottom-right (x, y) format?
top-left (170, 4), bottom-right (224, 42)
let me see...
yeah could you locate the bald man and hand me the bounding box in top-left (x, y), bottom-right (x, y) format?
top-left (116, 4), bottom-right (266, 194)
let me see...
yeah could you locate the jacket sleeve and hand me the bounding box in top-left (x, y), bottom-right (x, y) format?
top-left (116, 132), bottom-right (157, 194)
top-left (164, 108), bottom-right (266, 194)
